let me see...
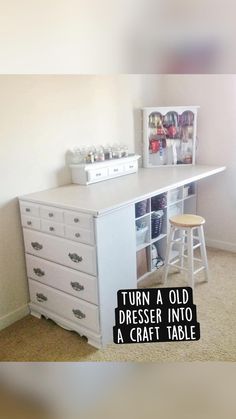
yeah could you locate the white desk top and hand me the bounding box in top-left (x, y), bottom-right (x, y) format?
top-left (20, 165), bottom-right (225, 216)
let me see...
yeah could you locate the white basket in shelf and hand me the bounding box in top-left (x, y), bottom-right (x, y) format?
top-left (136, 226), bottom-right (148, 246)
top-left (183, 185), bottom-right (190, 198)
top-left (168, 204), bottom-right (182, 218)
top-left (169, 189), bottom-right (180, 203)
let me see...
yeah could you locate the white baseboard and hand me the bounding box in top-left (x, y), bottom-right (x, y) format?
top-left (0, 304), bottom-right (30, 331)
top-left (206, 238), bottom-right (236, 253)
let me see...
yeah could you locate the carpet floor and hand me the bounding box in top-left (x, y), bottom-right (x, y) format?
top-left (0, 248), bottom-right (236, 362)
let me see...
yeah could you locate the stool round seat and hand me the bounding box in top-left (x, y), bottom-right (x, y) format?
top-left (163, 213), bottom-right (209, 288)
top-left (170, 214), bottom-right (205, 228)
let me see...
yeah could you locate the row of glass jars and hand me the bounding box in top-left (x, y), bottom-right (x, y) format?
top-left (69, 144), bottom-right (130, 164)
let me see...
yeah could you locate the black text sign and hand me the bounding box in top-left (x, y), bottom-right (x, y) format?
top-left (113, 287), bottom-right (200, 344)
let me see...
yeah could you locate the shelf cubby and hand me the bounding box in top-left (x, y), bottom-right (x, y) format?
top-left (168, 187), bottom-right (183, 204)
top-left (135, 198), bottom-right (150, 219)
top-left (136, 246), bottom-right (149, 280)
top-left (151, 236), bottom-right (167, 272)
top-left (183, 182), bottom-right (196, 199)
top-left (184, 194), bottom-right (197, 214)
top-left (135, 214), bottom-right (150, 249)
top-left (151, 193), bottom-right (167, 212)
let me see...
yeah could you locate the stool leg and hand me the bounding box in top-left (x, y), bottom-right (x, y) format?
top-left (163, 225), bottom-right (175, 283)
top-left (198, 225), bottom-right (209, 282)
top-left (187, 228), bottom-right (194, 289)
top-left (179, 228), bottom-right (185, 270)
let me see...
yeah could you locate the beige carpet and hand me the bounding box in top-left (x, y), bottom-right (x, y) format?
top-left (1, 248), bottom-right (236, 362)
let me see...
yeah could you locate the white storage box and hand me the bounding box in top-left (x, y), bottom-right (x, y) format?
top-left (168, 204), bottom-right (182, 218)
top-left (70, 155), bottom-right (140, 185)
top-left (183, 185), bottom-right (190, 198)
top-left (136, 226), bottom-right (148, 246)
top-left (168, 189), bottom-right (181, 203)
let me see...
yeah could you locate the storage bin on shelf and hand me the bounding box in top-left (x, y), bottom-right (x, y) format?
top-left (169, 189), bottom-right (180, 203)
top-left (136, 225), bottom-right (148, 246)
top-left (136, 248), bottom-right (148, 278)
top-left (151, 210), bottom-right (164, 239)
top-left (168, 204), bottom-right (182, 219)
top-left (183, 185), bottom-right (190, 198)
top-left (151, 193), bottom-right (167, 210)
top-left (135, 200), bottom-right (148, 218)
top-left (151, 244), bottom-right (164, 270)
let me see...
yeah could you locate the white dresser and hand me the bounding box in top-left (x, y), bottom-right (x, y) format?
top-left (19, 165), bottom-right (225, 348)
top-left (19, 195), bottom-right (136, 349)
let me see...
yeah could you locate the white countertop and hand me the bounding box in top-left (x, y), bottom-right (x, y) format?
top-left (19, 165), bottom-right (226, 216)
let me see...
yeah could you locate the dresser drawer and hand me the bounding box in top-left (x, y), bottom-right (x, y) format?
top-left (41, 220), bottom-right (64, 237)
top-left (124, 160), bottom-right (138, 172)
top-left (64, 210), bottom-right (93, 230)
top-left (40, 206), bottom-right (64, 223)
top-left (87, 167), bottom-right (108, 182)
top-left (20, 202), bottom-right (40, 218)
top-left (26, 254), bottom-right (98, 304)
top-left (21, 215), bottom-right (41, 230)
top-left (29, 279), bottom-right (100, 333)
top-left (23, 229), bottom-right (97, 276)
top-left (65, 225), bottom-right (94, 245)
top-left (108, 164), bottom-right (123, 176)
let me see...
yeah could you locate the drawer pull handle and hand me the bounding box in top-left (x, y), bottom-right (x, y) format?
top-left (31, 242), bottom-right (43, 251)
top-left (72, 309), bottom-right (86, 319)
top-left (26, 208), bottom-right (31, 212)
top-left (74, 218), bottom-right (79, 223)
top-left (71, 281), bottom-right (84, 291)
top-left (36, 293), bottom-right (47, 302)
top-left (48, 212), bottom-right (54, 217)
top-left (96, 173), bottom-right (101, 177)
top-left (114, 168), bottom-right (119, 172)
top-left (33, 268), bottom-right (45, 277)
top-left (27, 221), bottom-right (32, 226)
top-left (75, 232), bottom-right (80, 238)
top-left (49, 226), bottom-right (55, 231)
top-left (68, 253), bottom-right (83, 263)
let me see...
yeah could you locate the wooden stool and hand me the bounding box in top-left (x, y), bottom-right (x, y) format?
top-left (163, 214), bottom-right (209, 288)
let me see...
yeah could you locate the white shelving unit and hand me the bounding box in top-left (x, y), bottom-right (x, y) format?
top-left (135, 182), bottom-right (196, 283)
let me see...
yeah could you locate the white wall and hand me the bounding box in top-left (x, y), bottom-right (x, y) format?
top-left (0, 75), bottom-right (163, 329)
top-left (161, 75), bottom-right (236, 251)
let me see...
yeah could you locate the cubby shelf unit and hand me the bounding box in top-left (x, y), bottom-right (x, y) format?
top-left (135, 182), bottom-right (196, 283)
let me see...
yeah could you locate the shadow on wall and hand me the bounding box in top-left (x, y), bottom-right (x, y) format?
top-left (56, 163), bottom-right (72, 187)
top-left (0, 198), bottom-right (29, 317)
top-left (133, 108), bottom-right (142, 166)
